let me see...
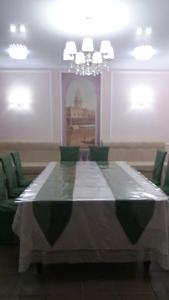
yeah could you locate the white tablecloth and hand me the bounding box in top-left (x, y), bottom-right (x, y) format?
top-left (13, 161), bottom-right (169, 272)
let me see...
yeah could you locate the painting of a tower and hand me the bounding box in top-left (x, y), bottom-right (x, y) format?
top-left (62, 73), bottom-right (100, 146)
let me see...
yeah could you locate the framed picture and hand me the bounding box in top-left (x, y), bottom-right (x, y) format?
top-left (62, 73), bottom-right (100, 147)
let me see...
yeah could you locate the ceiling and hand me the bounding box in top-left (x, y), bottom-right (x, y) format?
top-left (0, 0), bottom-right (169, 70)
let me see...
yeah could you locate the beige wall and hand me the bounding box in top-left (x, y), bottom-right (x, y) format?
top-left (0, 70), bottom-right (55, 142)
top-left (0, 69), bottom-right (169, 145)
top-left (107, 71), bottom-right (169, 143)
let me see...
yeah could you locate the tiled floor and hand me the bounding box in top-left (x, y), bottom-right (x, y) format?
top-left (0, 245), bottom-right (169, 300)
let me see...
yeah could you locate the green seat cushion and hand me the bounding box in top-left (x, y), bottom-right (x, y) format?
top-left (89, 146), bottom-right (109, 162)
top-left (60, 146), bottom-right (80, 162)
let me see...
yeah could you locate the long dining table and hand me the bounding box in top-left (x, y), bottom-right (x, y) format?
top-left (13, 161), bottom-right (169, 272)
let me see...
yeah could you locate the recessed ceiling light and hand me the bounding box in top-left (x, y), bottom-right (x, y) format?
top-left (10, 24), bottom-right (16, 33)
top-left (145, 27), bottom-right (152, 35)
top-left (8, 44), bottom-right (29, 60)
top-left (132, 45), bottom-right (155, 61)
top-left (19, 24), bottom-right (26, 33)
top-left (136, 27), bottom-right (143, 35)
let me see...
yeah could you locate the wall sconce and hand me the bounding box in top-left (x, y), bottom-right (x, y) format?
top-left (130, 84), bottom-right (153, 109)
top-left (8, 87), bottom-right (31, 111)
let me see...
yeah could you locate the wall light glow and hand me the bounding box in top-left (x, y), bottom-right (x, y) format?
top-left (8, 88), bottom-right (31, 111)
top-left (130, 85), bottom-right (153, 109)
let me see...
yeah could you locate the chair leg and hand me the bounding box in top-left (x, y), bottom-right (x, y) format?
top-left (36, 263), bottom-right (43, 275)
top-left (144, 261), bottom-right (150, 274)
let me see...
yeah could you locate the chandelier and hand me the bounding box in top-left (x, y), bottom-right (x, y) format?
top-left (63, 37), bottom-right (114, 76)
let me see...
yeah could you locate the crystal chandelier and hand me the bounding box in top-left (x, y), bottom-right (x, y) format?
top-left (63, 38), bottom-right (114, 76)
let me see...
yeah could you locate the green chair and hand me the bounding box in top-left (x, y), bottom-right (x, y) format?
top-left (152, 150), bottom-right (167, 186)
top-left (89, 146), bottom-right (109, 162)
top-left (0, 155), bottom-right (24, 198)
top-left (162, 160), bottom-right (169, 195)
top-left (60, 146), bottom-right (80, 162)
top-left (0, 168), bottom-right (18, 244)
top-left (11, 151), bottom-right (32, 188)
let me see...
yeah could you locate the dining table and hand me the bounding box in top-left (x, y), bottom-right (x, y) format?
top-left (12, 161), bottom-right (169, 272)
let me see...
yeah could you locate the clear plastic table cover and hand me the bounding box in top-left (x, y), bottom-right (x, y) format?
top-left (16, 161), bottom-right (168, 202)
top-left (13, 161), bottom-right (169, 272)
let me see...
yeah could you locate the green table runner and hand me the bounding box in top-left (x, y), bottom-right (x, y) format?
top-left (33, 163), bottom-right (75, 246)
top-left (99, 162), bottom-right (155, 244)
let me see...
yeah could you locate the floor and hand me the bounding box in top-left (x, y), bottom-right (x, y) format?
top-left (0, 246), bottom-right (169, 300)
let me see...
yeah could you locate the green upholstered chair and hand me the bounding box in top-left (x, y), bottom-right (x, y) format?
top-left (0, 168), bottom-right (18, 244)
top-left (162, 160), bottom-right (169, 195)
top-left (152, 150), bottom-right (167, 186)
top-left (0, 155), bottom-right (24, 198)
top-left (89, 146), bottom-right (109, 162)
top-left (0, 167), bottom-right (7, 201)
top-left (60, 146), bottom-right (80, 162)
top-left (11, 151), bottom-right (32, 188)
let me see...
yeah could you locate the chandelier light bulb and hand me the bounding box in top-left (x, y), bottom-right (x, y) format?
top-left (103, 47), bottom-right (114, 60)
top-left (8, 44), bottom-right (29, 60)
top-left (65, 41), bottom-right (77, 55)
top-left (100, 40), bottom-right (112, 54)
top-left (63, 48), bottom-right (74, 61)
top-left (82, 37), bottom-right (94, 52)
top-left (75, 52), bottom-right (85, 65)
top-left (92, 52), bottom-right (102, 64)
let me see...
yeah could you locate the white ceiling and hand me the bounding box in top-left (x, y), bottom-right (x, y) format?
top-left (0, 0), bottom-right (169, 70)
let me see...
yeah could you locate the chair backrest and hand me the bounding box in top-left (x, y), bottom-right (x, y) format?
top-left (0, 167), bottom-right (7, 201)
top-left (89, 146), bottom-right (109, 162)
top-left (0, 155), bottom-right (18, 197)
top-left (60, 146), bottom-right (80, 162)
top-left (162, 160), bottom-right (169, 195)
top-left (11, 151), bottom-right (24, 185)
top-left (152, 150), bottom-right (167, 186)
